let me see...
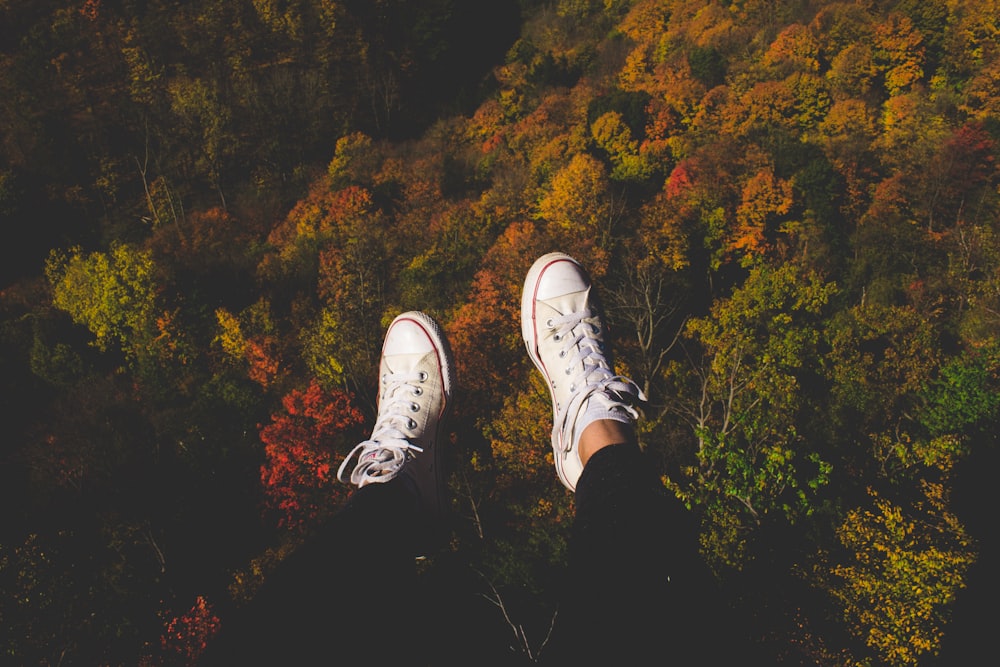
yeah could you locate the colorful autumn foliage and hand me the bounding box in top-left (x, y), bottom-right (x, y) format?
top-left (3, 0), bottom-right (999, 664)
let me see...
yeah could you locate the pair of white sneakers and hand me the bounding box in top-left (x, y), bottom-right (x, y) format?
top-left (335, 252), bottom-right (645, 513)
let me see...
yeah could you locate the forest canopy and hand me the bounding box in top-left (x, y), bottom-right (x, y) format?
top-left (2, 1), bottom-right (998, 665)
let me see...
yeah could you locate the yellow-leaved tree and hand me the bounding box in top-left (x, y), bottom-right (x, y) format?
top-left (816, 482), bottom-right (976, 666)
top-left (45, 242), bottom-right (169, 370)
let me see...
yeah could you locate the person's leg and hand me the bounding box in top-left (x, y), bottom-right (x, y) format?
top-left (521, 253), bottom-right (730, 664)
top-left (202, 311), bottom-right (454, 665)
top-left (559, 436), bottom-right (722, 664)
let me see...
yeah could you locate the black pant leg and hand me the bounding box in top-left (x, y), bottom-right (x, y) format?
top-left (202, 481), bottom-right (424, 665)
top-left (543, 443), bottom-right (732, 666)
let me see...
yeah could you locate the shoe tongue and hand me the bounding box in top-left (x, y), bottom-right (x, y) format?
top-left (538, 287), bottom-right (590, 320)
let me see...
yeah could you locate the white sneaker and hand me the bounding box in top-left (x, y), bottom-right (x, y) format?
top-left (521, 253), bottom-right (645, 491)
top-left (337, 311), bottom-right (454, 517)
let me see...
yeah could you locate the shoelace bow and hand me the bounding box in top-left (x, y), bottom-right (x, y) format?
top-left (549, 309), bottom-right (647, 451)
top-left (336, 370), bottom-right (428, 486)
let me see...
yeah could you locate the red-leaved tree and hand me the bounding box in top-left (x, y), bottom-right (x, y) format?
top-left (159, 596), bottom-right (221, 666)
top-left (259, 380), bottom-right (365, 530)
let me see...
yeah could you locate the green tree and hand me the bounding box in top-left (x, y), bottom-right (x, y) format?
top-left (168, 74), bottom-right (236, 209)
top-left (919, 344), bottom-right (1000, 437)
top-left (667, 262), bottom-right (836, 569)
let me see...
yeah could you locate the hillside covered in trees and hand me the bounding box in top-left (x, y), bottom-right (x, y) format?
top-left (2, 0), bottom-right (998, 664)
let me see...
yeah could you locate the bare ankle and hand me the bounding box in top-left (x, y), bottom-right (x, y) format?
top-left (577, 420), bottom-right (636, 468)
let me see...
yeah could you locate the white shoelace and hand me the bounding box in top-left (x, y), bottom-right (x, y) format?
top-left (549, 309), bottom-right (646, 451)
top-left (336, 370), bottom-right (428, 486)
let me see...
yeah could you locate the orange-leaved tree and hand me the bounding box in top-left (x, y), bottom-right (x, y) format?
top-left (446, 220), bottom-right (551, 421)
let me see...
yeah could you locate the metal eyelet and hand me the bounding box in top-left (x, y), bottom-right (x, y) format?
top-left (412, 387), bottom-right (423, 396)
top-left (546, 318), bottom-right (554, 328)
top-left (559, 350), bottom-right (566, 358)
top-left (565, 367), bottom-right (571, 375)
top-left (553, 333), bottom-right (562, 341)
top-left (418, 371), bottom-right (428, 382)
top-left (410, 402), bottom-right (419, 412)
top-left (407, 418), bottom-right (416, 429)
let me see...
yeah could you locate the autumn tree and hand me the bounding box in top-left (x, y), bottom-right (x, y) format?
top-left (446, 220), bottom-right (550, 420)
top-left (873, 92), bottom-right (947, 174)
top-left (810, 2), bottom-right (875, 65)
top-left (44, 242), bottom-right (190, 385)
top-left (158, 595), bottom-right (221, 667)
top-left (605, 250), bottom-right (690, 402)
top-left (214, 299), bottom-right (286, 390)
top-left (826, 41), bottom-right (878, 99)
top-left (919, 343), bottom-right (1000, 439)
top-left (444, 221), bottom-right (552, 567)
top-left (315, 207), bottom-right (395, 403)
top-left (327, 132), bottom-right (382, 189)
top-left (813, 483), bottom-right (976, 666)
top-left (168, 74), bottom-right (236, 209)
top-left (0, 519), bottom-right (175, 664)
top-left (761, 23), bottom-right (820, 76)
top-left (636, 178), bottom-right (695, 274)
top-left (396, 201), bottom-right (502, 319)
top-left (464, 369), bottom-right (575, 658)
top-left (657, 139), bottom-right (746, 272)
top-left (537, 152), bottom-right (615, 261)
top-left (873, 13), bottom-right (926, 96)
top-left (259, 181), bottom-right (395, 403)
top-left (258, 380), bottom-right (364, 531)
top-left (732, 164), bottom-right (794, 259)
top-left (918, 120), bottom-right (997, 234)
top-left (0, 533), bottom-right (75, 663)
top-left (590, 110), bottom-right (656, 182)
top-left (959, 56), bottom-right (1000, 120)
top-left (815, 98), bottom-right (878, 220)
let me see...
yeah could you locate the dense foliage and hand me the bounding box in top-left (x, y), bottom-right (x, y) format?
top-left (2, 0), bottom-right (998, 664)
